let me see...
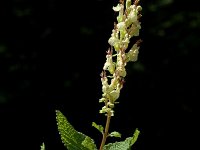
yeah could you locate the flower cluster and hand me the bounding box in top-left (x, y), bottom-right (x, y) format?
top-left (99, 0), bottom-right (142, 116)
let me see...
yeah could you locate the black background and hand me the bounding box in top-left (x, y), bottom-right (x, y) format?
top-left (0, 0), bottom-right (199, 150)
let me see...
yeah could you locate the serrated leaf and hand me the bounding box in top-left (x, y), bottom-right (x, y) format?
top-left (92, 122), bottom-right (104, 134)
top-left (82, 136), bottom-right (97, 150)
top-left (108, 131), bottom-right (121, 138)
top-left (56, 110), bottom-right (97, 150)
top-left (103, 128), bottom-right (140, 150)
top-left (40, 142), bottom-right (45, 150)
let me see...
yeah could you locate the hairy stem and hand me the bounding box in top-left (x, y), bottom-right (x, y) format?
top-left (99, 111), bottom-right (112, 150)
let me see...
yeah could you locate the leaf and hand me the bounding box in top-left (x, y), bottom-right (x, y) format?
top-left (129, 128), bottom-right (140, 146)
top-left (82, 136), bottom-right (97, 150)
top-left (108, 131), bottom-right (121, 138)
top-left (56, 110), bottom-right (97, 150)
top-left (103, 128), bottom-right (140, 150)
top-left (92, 122), bottom-right (104, 134)
top-left (40, 142), bottom-right (45, 150)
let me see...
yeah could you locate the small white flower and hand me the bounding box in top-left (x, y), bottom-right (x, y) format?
top-left (108, 37), bottom-right (120, 47)
top-left (127, 44), bottom-right (139, 62)
top-left (127, 21), bottom-right (141, 37)
top-left (109, 89), bottom-right (120, 103)
top-left (113, 4), bottom-right (121, 11)
top-left (99, 97), bottom-right (106, 103)
top-left (117, 66), bottom-right (126, 77)
top-left (110, 76), bottom-right (118, 89)
top-left (101, 77), bottom-right (109, 93)
top-left (128, 10), bottom-right (137, 24)
top-left (107, 102), bottom-right (115, 108)
top-left (136, 6), bottom-right (142, 12)
top-left (117, 22), bottom-right (126, 30)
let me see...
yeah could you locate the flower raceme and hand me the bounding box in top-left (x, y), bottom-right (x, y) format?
top-left (41, 1), bottom-right (142, 150)
top-left (99, 0), bottom-right (142, 116)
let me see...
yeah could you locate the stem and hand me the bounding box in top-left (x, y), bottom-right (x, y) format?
top-left (99, 111), bottom-right (112, 150)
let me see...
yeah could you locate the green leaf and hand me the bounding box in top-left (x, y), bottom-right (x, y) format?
top-left (108, 131), bottom-right (121, 138)
top-left (103, 128), bottom-right (140, 150)
top-left (56, 110), bottom-right (97, 150)
top-left (40, 142), bottom-right (45, 150)
top-left (129, 128), bottom-right (140, 146)
top-left (92, 122), bottom-right (104, 134)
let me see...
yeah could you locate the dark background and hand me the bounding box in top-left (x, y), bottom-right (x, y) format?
top-left (0, 0), bottom-right (199, 150)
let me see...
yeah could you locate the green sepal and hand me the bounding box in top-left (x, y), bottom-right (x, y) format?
top-left (56, 110), bottom-right (97, 150)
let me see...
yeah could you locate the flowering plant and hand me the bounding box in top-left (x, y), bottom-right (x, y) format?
top-left (41, 0), bottom-right (142, 149)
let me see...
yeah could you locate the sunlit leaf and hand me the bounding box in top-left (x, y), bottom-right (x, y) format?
top-left (56, 110), bottom-right (97, 150)
top-left (103, 128), bottom-right (140, 150)
top-left (92, 122), bottom-right (104, 134)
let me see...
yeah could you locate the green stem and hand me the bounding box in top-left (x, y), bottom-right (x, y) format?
top-left (99, 111), bottom-right (112, 150)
